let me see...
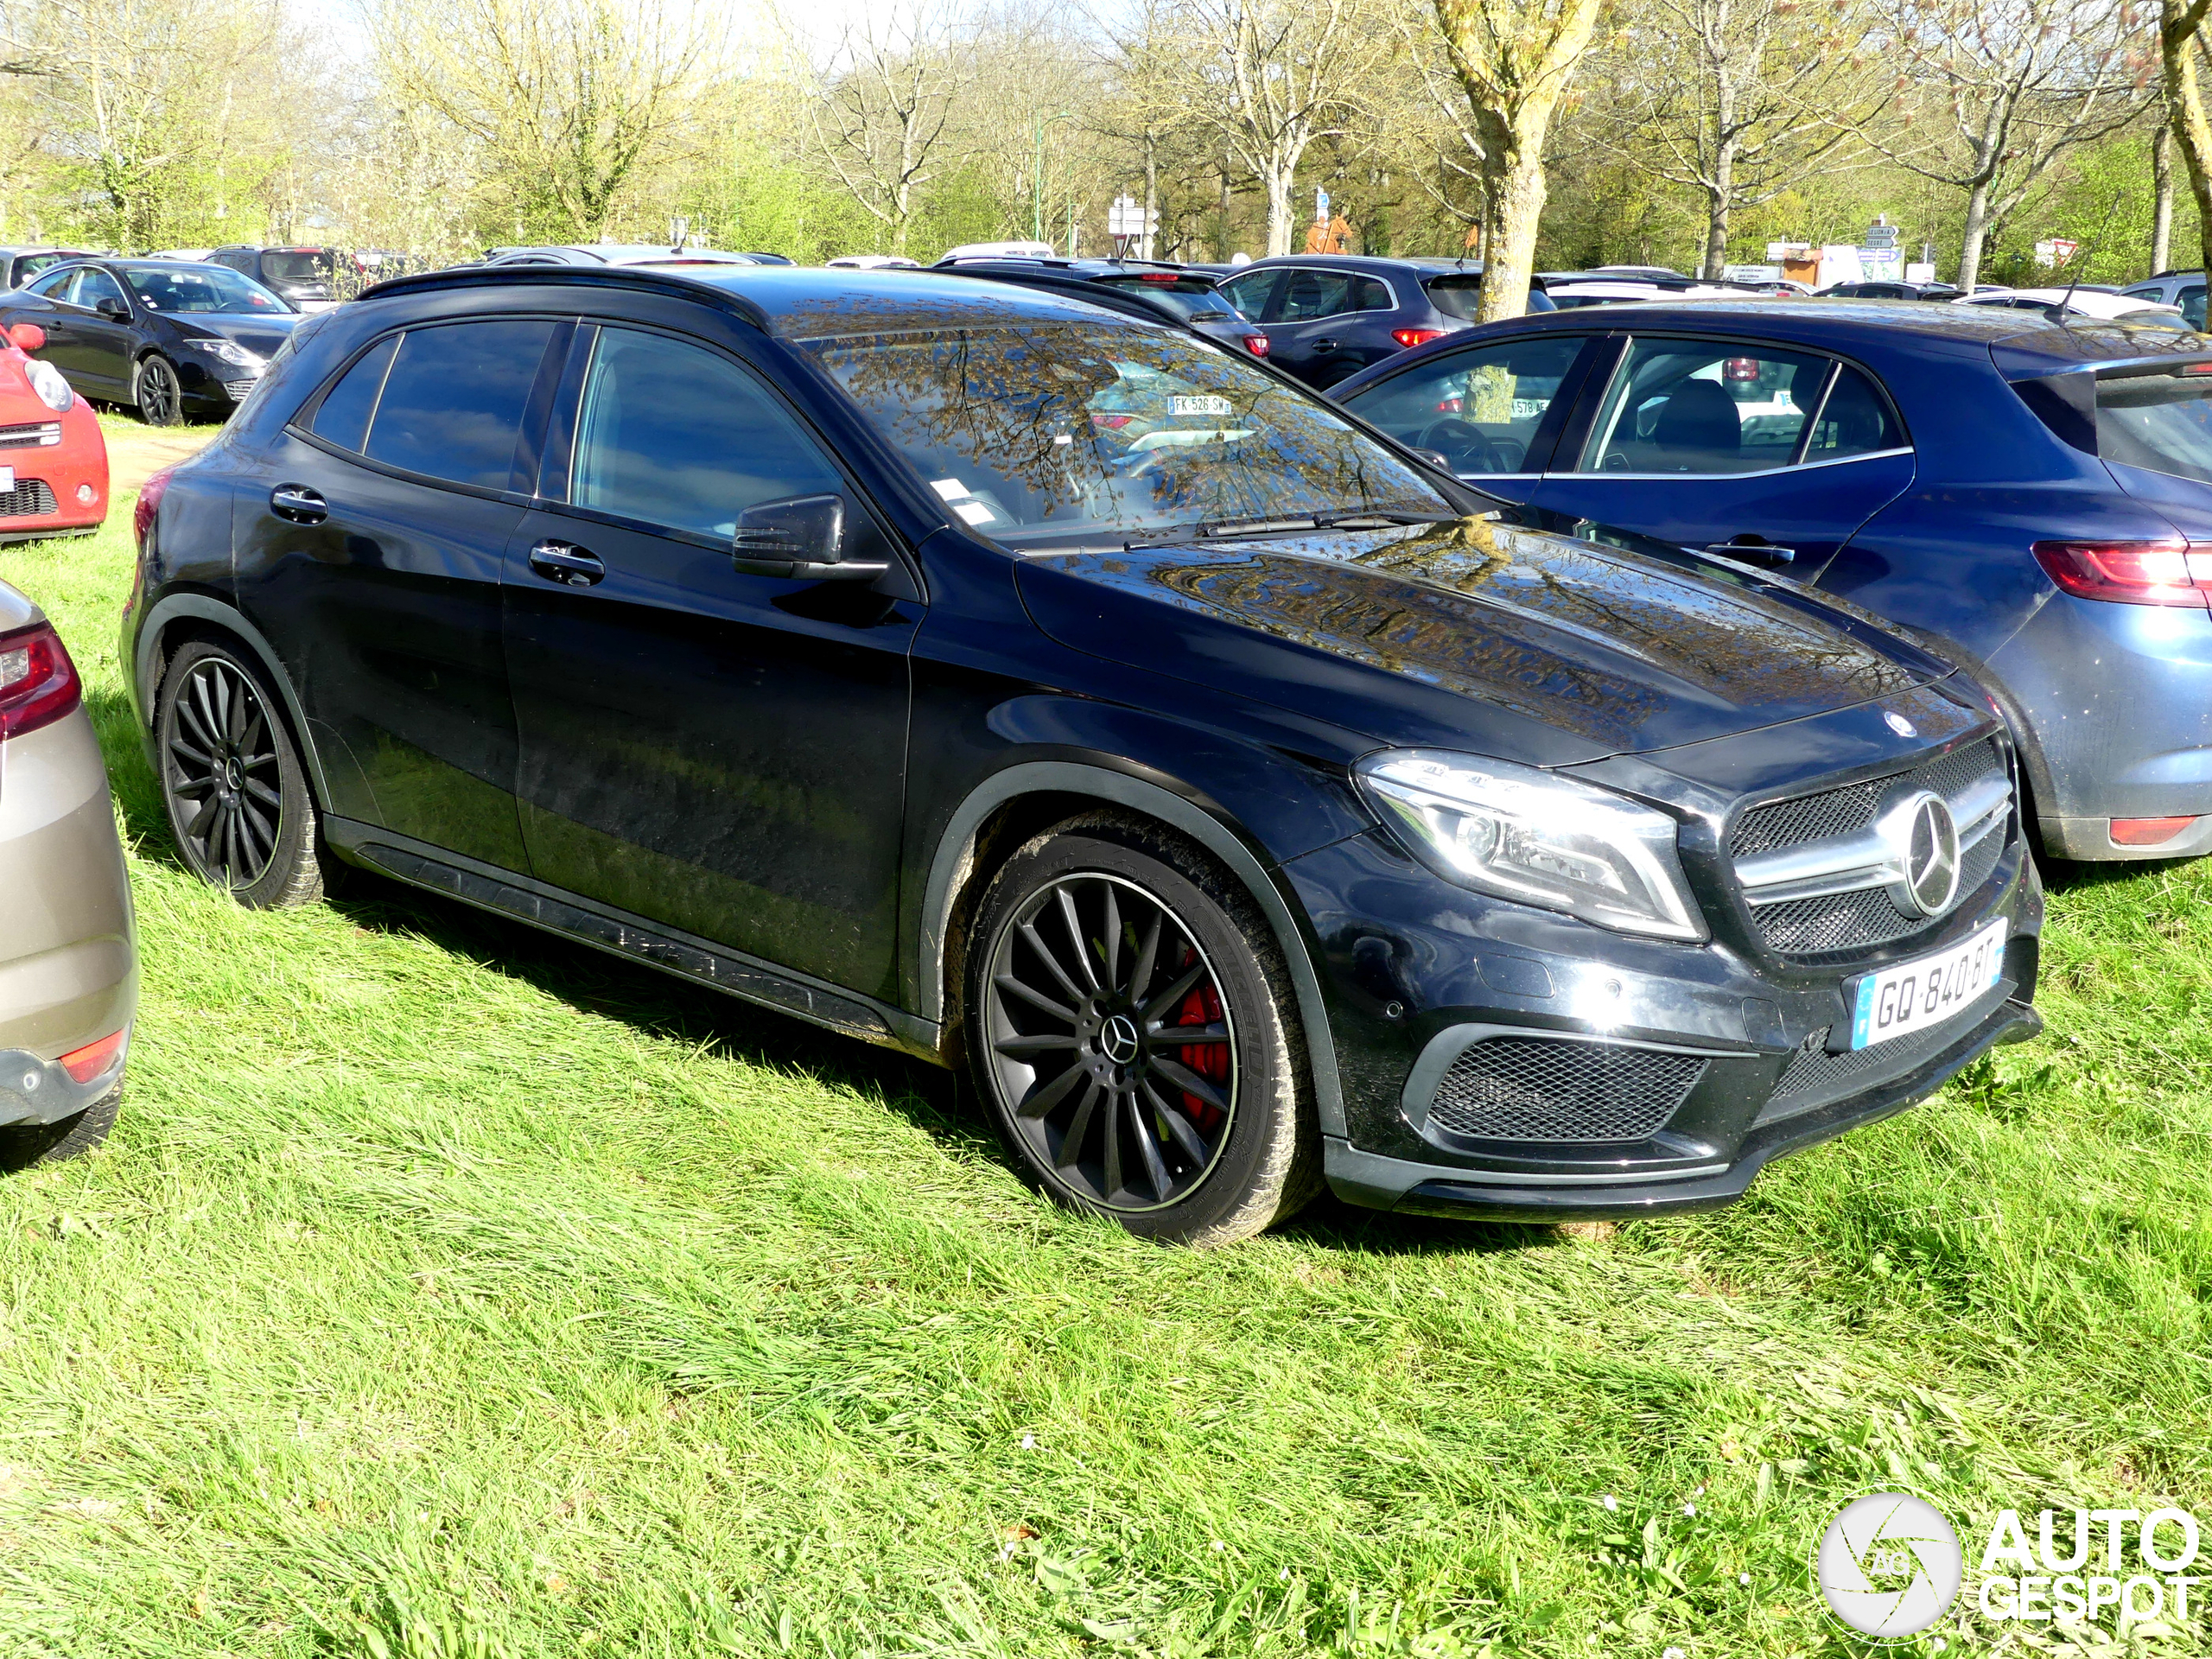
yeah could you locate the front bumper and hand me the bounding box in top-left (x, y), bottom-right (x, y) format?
top-left (1281, 696), bottom-right (2043, 1220)
top-left (0, 397), bottom-right (107, 543)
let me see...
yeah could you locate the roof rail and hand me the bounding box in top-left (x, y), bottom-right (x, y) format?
top-left (359, 263), bottom-right (773, 333)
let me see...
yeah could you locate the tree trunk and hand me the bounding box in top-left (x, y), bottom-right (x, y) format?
top-left (1477, 146), bottom-right (1547, 322)
top-left (2153, 113), bottom-right (2175, 273)
top-left (1142, 137), bottom-right (1158, 261)
top-left (1217, 155), bottom-right (1232, 260)
top-left (1955, 180), bottom-right (1993, 291)
top-left (2161, 0), bottom-right (2212, 281)
top-left (1264, 162), bottom-right (1294, 257)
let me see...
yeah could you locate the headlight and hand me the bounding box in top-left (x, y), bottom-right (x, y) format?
top-left (24, 358), bottom-right (71, 412)
top-left (184, 339), bottom-right (261, 369)
top-left (1355, 749), bottom-right (1708, 941)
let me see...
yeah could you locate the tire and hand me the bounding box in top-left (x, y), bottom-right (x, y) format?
top-left (134, 353), bottom-right (183, 426)
top-left (965, 811), bottom-right (1322, 1248)
top-left (0, 1088), bottom-right (119, 1172)
top-left (156, 639), bottom-right (328, 907)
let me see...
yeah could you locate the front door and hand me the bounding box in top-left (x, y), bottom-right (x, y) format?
top-left (233, 316), bottom-right (565, 872)
top-left (502, 321), bottom-right (919, 998)
top-left (30, 268), bottom-right (132, 397)
top-left (1531, 335), bottom-right (1916, 580)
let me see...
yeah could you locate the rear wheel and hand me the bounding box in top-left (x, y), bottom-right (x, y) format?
top-left (966, 813), bottom-right (1320, 1247)
top-left (134, 354), bottom-right (182, 426)
top-left (0, 1089), bottom-right (119, 1172)
top-left (156, 639), bottom-right (328, 907)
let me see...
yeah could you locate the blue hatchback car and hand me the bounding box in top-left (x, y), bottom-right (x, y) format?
top-left (1332, 300), bottom-right (2212, 861)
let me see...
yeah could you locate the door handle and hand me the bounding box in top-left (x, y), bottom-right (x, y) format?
top-left (1312, 336), bottom-right (1340, 351)
top-left (269, 484), bottom-right (327, 524)
top-left (528, 539), bottom-right (605, 587)
top-left (1702, 537), bottom-right (1796, 567)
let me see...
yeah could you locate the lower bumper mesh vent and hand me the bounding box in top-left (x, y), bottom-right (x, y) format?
top-left (1428, 1038), bottom-right (1706, 1142)
top-left (0, 479), bottom-right (56, 519)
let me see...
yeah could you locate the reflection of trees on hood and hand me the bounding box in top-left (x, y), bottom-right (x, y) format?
top-left (791, 306), bottom-right (1435, 531)
top-left (1136, 520), bottom-right (1912, 745)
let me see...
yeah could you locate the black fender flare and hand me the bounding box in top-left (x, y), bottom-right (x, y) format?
top-left (916, 760), bottom-right (1348, 1139)
top-left (132, 593), bottom-right (334, 808)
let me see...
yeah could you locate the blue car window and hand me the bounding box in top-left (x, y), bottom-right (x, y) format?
top-left (361, 319), bottom-right (557, 491)
top-left (2185, 286), bottom-right (2207, 331)
top-left (1347, 336), bottom-right (1584, 474)
top-left (1217, 270), bottom-right (1281, 322)
top-left (1578, 340), bottom-right (1827, 474)
top-left (1803, 365), bottom-right (1902, 461)
top-left (568, 327), bottom-right (843, 539)
top-left (1350, 276), bottom-right (1390, 313)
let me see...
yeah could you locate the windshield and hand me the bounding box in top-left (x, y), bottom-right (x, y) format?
top-left (261, 251), bottom-right (333, 283)
top-left (2098, 365), bottom-right (2212, 484)
top-left (802, 321), bottom-right (1446, 543)
top-left (124, 264), bottom-right (290, 314)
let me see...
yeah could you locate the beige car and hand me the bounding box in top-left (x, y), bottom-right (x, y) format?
top-left (0, 579), bottom-right (134, 1165)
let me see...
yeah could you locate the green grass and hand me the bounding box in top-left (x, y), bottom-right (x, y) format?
top-left (2, 509), bottom-right (2209, 1658)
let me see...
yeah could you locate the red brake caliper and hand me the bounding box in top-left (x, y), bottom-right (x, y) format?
top-left (1170, 950), bottom-right (1228, 1132)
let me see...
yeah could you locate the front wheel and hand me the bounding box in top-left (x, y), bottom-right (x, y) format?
top-left (966, 813), bottom-right (1321, 1247)
top-left (134, 354), bottom-right (182, 426)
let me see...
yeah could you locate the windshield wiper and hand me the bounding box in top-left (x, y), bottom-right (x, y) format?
top-left (1122, 508), bottom-right (1465, 551)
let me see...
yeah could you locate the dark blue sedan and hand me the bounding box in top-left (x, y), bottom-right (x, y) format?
top-left (1332, 300), bottom-right (2212, 861)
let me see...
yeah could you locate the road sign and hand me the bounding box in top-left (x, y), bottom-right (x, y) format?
top-left (1107, 195), bottom-right (1156, 238)
top-left (1314, 188), bottom-right (1330, 223)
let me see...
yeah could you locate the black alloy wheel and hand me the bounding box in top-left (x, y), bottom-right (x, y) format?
top-left (135, 354), bottom-right (181, 426)
top-left (156, 640), bottom-right (329, 908)
top-left (969, 813), bottom-right (1321, 1246)
top-left (985, 871), bottom-right (1237, 1211)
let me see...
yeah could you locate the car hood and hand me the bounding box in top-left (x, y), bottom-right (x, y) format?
top-left (171, 313), bottom-right (299, 357)
top-left (1014, 515), bottom-right (1942, 767)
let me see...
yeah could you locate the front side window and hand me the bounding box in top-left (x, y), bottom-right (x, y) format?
top-left (1577, 339), bottom-right (1827, 474)
top-left (1217, 270), bottom-right (1281, 321)
top-left (358, 319), bottom-right (557, 490)
top-left (2096, 365), bottom-right (2212, 485)
top-left (71, 268), bottom-right (127, 312)
top-left (803, 321), bottom-right (1446, 544)
top-left (1348, 335), bottom-right (1584, 474)
top-left (567, 327), bottom-right (843, 539)
top-left (124, 265), bottom-right (288, 314)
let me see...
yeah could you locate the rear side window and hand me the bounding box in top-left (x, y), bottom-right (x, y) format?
top-left (1350, 276), bottom-right (1390, 312)
top-left (1802, 365), bottom-right (1902, 461)
top-left (359, 320), bottom-right (557, 489)
top-left (1347, 335), bottom-right (1583, 473)
top-left (2096, 365), bottom-right (2212, 484)
top-left (309, 334), bottom-right (399, 453)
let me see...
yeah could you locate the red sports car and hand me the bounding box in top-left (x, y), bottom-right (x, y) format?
top-left (0, 321), bottom-right (107, 544)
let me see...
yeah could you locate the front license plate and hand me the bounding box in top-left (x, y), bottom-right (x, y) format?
top-left (0, 466), bottom-right (13, 492)
top-left (1847, 918), bottom-right (2008, 1049)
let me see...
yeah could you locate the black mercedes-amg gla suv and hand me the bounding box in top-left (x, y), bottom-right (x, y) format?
top-left (122, 265), bottom-right (2041, 1245)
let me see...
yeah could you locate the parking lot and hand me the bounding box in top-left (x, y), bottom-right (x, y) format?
top-left (3, 487), bottom-right (2207, 1654)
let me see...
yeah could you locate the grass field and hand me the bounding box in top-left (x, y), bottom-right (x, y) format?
top-left (3, 490), bottom-right (2210, 1658)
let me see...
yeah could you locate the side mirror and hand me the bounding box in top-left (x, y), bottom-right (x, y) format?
top-left (7, 322), bottom-right (44, 352)
top-left (94, 296), bottom-right (129, 321)
top-left (731, 493), bottom-right (886, 582)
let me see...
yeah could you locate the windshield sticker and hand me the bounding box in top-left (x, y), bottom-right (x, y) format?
top-left (930, 477), bottom-right (970, 500)
top-left (954, 500), bottom-right (995, 524)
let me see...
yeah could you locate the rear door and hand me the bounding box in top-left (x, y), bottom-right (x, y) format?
top-left (235, 315), bottom-right (564, 872)
top-left (1262, 269), bottom-right (1395, 387)
top-left (1530, 333), bottom-right (1916, 579)
top-left (501, 320), bottom-right (919, 995)
top-left (1338, 331), bottom-right (1598, 504)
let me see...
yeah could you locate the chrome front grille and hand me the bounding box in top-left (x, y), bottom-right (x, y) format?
top-left (1729, 738), bottom-right (2011, 958)
top-left (0, 421), bottom-right (61, 448)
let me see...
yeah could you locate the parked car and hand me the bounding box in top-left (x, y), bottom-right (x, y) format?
top-left (1331, 296), bottom-right (2212, 861)
top-left (932, 257), bottom-right (1268, 356)
top-left (938, 240), bottom-right (1057, 260)
top-left (1954, 288), bottom-right (2187, 325)
top-left (1544, 277), bottom-right (1678, 310)
top-left (145, 248), bottom-right (213, 263)
top-left (0, 321), bottom-right (108, 542)
top-left (208, 246), bottom-right (344, 312)
top-left (1211, 255), bottom-right (1554, 389)
top-left (0, 246), bottom-right (97, 294)
top-left (124, 264), bottom-right (2040, 1243)
top-left (826, 254), bottom-right (920, 270)
top-left (0, 257), bottom-right (297, 425)
top-left (2121, 270), bottom-right (2207, 330)
top-left (0, 576), bottom-right (136, 1168)
top-left (480, 245), bottom-right (760, 270)
top-left (1821, 280), bottom-right (1961, 301)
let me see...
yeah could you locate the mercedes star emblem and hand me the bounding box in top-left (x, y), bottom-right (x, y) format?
top-left (1884, 711), bottom-right (1917, 738)
top-left (1901, 793), bottom-right (1961, 917)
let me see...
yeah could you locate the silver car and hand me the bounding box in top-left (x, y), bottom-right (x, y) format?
top-left (0, 579), bottom-right (134, 1165)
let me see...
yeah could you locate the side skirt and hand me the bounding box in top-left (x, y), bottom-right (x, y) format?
top-left (323, 817), bottom-right (944, 1063)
